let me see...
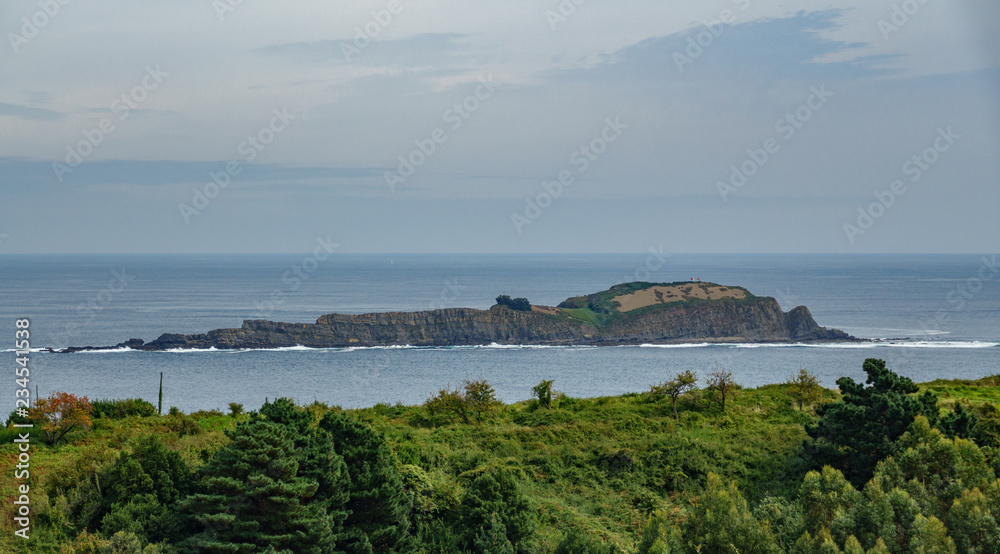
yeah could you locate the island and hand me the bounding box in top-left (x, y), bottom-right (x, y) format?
top-left (55, 282), bottom-right (856, 352)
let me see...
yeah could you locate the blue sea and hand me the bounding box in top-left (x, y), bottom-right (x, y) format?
top-left (1, 254), bottom-right (998, 415)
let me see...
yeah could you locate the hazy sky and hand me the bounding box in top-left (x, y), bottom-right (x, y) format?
top-left (1, 0), bottom-right (998, 253)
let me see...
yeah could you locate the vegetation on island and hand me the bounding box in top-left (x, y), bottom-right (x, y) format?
top-left (3, 359), bottom-right (1000, 553)
top-left (495, 295), bottom-right (532, 312)
top-left (556, 282), bottom-right (755, 326)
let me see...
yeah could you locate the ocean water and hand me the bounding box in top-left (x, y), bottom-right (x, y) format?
top-left (1, 254), bottom-right (998, 415)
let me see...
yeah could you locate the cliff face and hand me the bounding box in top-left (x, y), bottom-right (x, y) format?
top-left (60, 289), bottom-right (854, 352)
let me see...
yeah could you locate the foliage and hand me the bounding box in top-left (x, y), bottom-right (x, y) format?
top-left (788, 369), bottom-right (824, 411)
top-left (179, 418), bottom-right (337, 553)
top-left (532, 379), bottom-right (556, 409)
top-left (9, 369), bottom-right (1000, 553)
top-left (92, 398), bottom-right (157, 420)
top-left (682, 472), bottom-right (781, 553)
top-left (425, 379), bottom-right (502, 424)
top-left (650, 370), bottom-right (697, 420)
top-left (29, 392), bottom-right (93, 445)
top-left (319, 410), bottom-right (413, 554)
top-left (805, 358), bottom-right (939, 486)
top-left (226, 402), bottom-right (243, 417)
top-left (496, 295), bottom-right (532, 311)
top-left (465, 379), bottom-right (503, 423)
top-left (706, 368), bottom-right (740, 411)
top-left (458, 468), bottom-right (536, 553)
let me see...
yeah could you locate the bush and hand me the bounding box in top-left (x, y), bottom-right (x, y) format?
top-left (532, 380), bottom-right (556, 409)
top-left (227, 402), bottom-right (244, 417)
top-left (92, 398), bottom-right (157, 419)
top-left (496, 295), bottom-right (531, 311)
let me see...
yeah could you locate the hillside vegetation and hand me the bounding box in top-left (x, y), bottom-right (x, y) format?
top-left (2, 359), bottom-right (999, 553)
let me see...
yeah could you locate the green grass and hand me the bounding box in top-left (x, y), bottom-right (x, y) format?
top-left (920, 374), bottom-right (1000, 408)
top-left (559, 307), bottom-right (602, 325)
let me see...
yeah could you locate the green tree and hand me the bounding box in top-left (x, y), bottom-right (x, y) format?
top-left (650, 370), bottom-right (697, 420)
top-left (532, 379), bottom-right (555, 409)
top-left (682, 473), bottom-right (781, 553)
top-left (473, 514), bottom-right (515, 554)
top-left (789, 369), bottom-right (824, 411)
top-left (424, 386), bottom-right (469, 423)
top-left (458, 469), bottom-right (536, 553)
top-left (947, 486), bottom-right (1000, 553)
top-left (800, 466), bottom-right (859, 536)
top-left (319, 411), bottom-right (413, 554)
top-left (805, 358), bottom-right (939, 486)
top-left (79, 436), bottom-right (194, 544)
top-left (179, 419), bottom-right (337, 553)
top-left (874, 416), bottom-right (995, 519)
top-left (908, 514), bottom-right (957, 554)
top-left (260, 398), bottom-right (351, 525)
top-left (464, 379), bottom-right (503, 423)
top-left (706, 368), bottom-right (739, 411)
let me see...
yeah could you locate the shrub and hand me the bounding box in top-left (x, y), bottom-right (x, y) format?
top-left (787, 369), bottom-right (823, 411)
top-left (425, 379), bottom-right (502, 424)
top-left (29, 392), bottom-right (93, 445)
top-left (92, 398), bottom-right (157, 419)
top-left (496, 295), bottom-right (531, 311)
top-left (458, 469), bottom-right (536, 552)
top-left (227, 402), bottom-right (244, 417)
top-left (532, 379), bottom-right (556, 409)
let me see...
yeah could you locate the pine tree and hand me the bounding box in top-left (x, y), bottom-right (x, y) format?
top-left (805, 358), bottom-right (939, 485)
top-left (261, 398), bottom-right (351, 528)
top-left (179, 419), bottom-right (337, 553)
top-left (473, 514), bottom-right (515, 554)
top-left (319, 411), bottom-right (413, 553)
top-left (458, 469), bottom-right (535, 552)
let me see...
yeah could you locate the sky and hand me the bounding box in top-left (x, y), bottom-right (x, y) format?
top-left (1, 0), bottom-right (998, 254)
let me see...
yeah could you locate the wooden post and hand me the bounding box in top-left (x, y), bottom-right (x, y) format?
top-left (158, 372), bottom-right (163, 416)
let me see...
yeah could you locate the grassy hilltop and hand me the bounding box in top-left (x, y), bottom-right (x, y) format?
top-left (2, 362), bottom-right (1000, 553)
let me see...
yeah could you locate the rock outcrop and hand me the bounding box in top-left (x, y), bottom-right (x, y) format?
top-left (56, 282), bottom-right (857, 352)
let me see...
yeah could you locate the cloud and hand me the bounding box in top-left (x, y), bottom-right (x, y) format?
top-left (0, 102), bottom-right (64, 121)
top-left (0, 158), bottom-right (383, 189)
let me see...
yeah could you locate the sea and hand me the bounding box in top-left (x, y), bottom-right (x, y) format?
top-left (1, 254), bottom-right (998, 416)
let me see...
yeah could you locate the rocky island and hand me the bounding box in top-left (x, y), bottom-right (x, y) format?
top-left (56, 282), bottom-right (856, 352)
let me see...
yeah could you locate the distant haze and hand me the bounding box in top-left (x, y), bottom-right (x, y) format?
top-left (1, 1), bottom-right (998, 253)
